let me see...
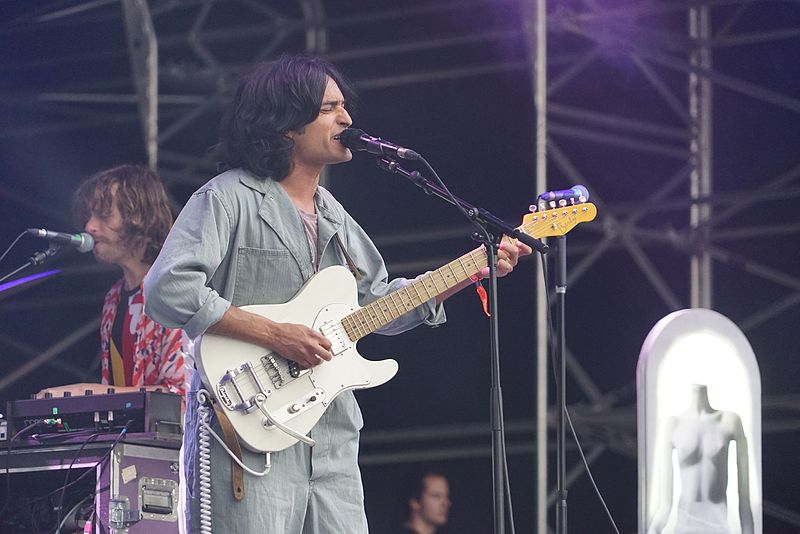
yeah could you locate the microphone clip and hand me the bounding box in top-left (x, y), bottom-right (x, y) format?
top-left (29, 245), bottom-right (64, 266)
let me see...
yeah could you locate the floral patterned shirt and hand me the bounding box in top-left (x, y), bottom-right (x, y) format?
top-left (100, 279), bottom-right (190, 396)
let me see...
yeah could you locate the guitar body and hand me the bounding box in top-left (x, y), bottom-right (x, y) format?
top-left (196, 265), bottom-right (398, 453)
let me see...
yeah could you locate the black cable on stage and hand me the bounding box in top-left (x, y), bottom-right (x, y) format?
top-left (0, 420), bottom-right (45, 521)
top-left (54, 421), bottom-right (133, 534)
top-left (55, 492), bottom-right (94, 534)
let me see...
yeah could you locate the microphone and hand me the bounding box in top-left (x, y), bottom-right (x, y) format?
top-left (27, 228), bottom-right (94, 253)
top-left (337, 128), bottom-right (420, 160)
top-left (538, 185), bottom-right (589, 203)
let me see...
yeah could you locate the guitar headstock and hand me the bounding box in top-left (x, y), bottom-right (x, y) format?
top-left (519, 201), bottom-right (597, 239)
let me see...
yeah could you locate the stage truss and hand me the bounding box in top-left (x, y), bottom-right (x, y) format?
top-left (1, 0), bottom-right (799, 531)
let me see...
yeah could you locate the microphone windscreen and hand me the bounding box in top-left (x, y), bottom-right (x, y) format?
top-left (78, 233), bottom-right (95, 253)
top-left (337, 128), bottom-right (366, 149)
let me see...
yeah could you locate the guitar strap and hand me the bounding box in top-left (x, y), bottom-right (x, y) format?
top-left (211, 400), bottom-right (245, 501)
top-left (334, 232), bottom-right (362, 281)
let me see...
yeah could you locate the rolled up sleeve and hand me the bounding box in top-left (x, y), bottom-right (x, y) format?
top-left (144, 189), bottom-right (233, 339)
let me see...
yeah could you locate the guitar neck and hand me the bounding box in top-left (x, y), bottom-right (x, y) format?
top-left (341, 247), bottom-right (488, 341)
top-left (338, 201), bottom-right (597, 343)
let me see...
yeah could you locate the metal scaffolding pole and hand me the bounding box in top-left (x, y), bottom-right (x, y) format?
top-left (122, 0), bottom-right (158, 169)
top-left (522, 0), bottom-right (549, 531)
top-left (689, 2), bottom-right (713, 309)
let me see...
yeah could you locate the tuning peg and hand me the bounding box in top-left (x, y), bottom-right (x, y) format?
top-left (528, 204), bottom-right (537, 213)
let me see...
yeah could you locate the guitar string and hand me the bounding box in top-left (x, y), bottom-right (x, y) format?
top-left (221, 207), bottom-right (586, 402)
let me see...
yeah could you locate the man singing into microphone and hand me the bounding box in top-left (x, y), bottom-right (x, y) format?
top-left (143, 54), bottom-right (530, 532)
top-left (39, 164), bottom-right (191, 398)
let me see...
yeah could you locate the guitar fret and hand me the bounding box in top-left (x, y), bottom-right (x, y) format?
top-left (396, 288), bottom-right (408, 312)
top-left (358, 309), bottom-right (372, 335)
top-left (419, 278), bottom-right (433, 299)
top-left (469, 251), bottom-right (483, 272)
top-left (434, 271), bottom-right (448, 291)
top-left (354, 310), bottom-right (369, 338)
top-left (374, 299), bottom-right (390, 325)
top-left (346, 313), bottom-right (362, 339)
top-left (445, 263), bottom-right (458, 286)
top-left (400, 286), bottom-right (416, 310)
top-left (455, 256), bottom-right (470, 278)
top-left (341, 316), bottom-right (356, 341)
top-left (379, 299), bottom-right (393, 323)
top-left (410, 282), bottom-right (425, 304)
top-left (387, 292), bottom-right (404, 317)
top-left (429, 272), bottom-right (442, 293)
top-left (361, 305), bottom-right (378, 332)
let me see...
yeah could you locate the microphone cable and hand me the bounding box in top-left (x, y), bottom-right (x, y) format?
top-left (0, 231), bottom-right (27, 265)
top-left (539, 252), bottom-right (621, 534)
top-left (0, 420), bottom-right (46, 522)
top-left (416, 154), bottom-right (519, 534)
top-left (53, 421), bottom-right (133, 534)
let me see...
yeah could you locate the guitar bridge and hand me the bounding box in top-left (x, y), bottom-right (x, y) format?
top-left (217, 361), bottom-right (271, 413)
top-left (262, 354), bottom-right (286, 388)
top-left (260, 352), bottom-right (305, 390)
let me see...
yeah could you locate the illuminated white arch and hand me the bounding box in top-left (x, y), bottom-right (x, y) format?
top-left (637, 308), bottom-right (762, 534)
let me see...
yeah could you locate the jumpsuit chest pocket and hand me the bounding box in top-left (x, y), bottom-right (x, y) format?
top-left (232, 247), bottom-right (304, 306)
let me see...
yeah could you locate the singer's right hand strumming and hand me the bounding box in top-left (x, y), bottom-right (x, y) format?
top-left (207, 305), bottom-right (333, 369)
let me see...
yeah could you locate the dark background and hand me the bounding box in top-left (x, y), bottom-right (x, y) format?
top-left (2, 1), bottom-right (799, 532)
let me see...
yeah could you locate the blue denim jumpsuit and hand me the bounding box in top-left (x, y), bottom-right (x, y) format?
top-left (144, 169), bottom-right (445, 533)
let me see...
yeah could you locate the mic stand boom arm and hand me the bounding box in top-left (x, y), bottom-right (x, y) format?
top-left (375, 158), bottom-right (549, 255)
top-left (375, 156), bottom-right (544, 534)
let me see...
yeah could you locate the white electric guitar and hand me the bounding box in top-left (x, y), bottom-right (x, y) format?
top-left (196, 202), bottom-right (597, 452)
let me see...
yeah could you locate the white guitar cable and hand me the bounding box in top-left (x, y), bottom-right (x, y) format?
top-left (196, 392), bottom-right (213, 534)
top-left (196, 390), bottom-right (272, 534)
top-left (255, 395), bottom-right (316, 447)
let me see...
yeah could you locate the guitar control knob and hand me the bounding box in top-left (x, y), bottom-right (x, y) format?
top-left (288, 403), bottom-right (302, 414)
top-left (309, 396), bottom-right (317, 402)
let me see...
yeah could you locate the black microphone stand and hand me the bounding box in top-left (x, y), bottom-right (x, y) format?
top-left (554, 234), bottom-right (568, 534)
top-left (374, 157), bottom-right (548, 534)
top-left (0, 246), bottom-right (63, 285)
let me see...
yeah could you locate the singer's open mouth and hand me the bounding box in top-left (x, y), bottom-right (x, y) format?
top-left (333, 134), bottom-right (341, 140)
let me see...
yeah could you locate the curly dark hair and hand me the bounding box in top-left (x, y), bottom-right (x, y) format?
top-left (72, 164), bottom-right (174, 265)
top-left (219, 54), bottom-right (357, 181)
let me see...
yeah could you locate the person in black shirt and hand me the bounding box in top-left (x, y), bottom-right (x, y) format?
top-left (396, 471), bottom-right (451, 534)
